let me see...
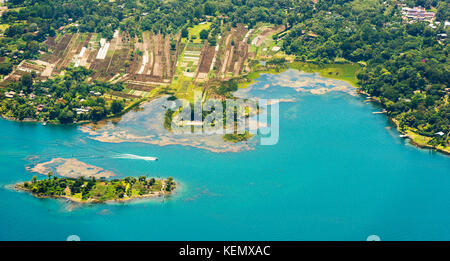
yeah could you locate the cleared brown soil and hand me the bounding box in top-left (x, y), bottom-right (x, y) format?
top-left (110, 91), bottom-right (141, 99)
top-left (44, 36), bottom-right (56, 48)
top-left (152, 34), bottom-right (163, 78)
top-left (197, 43), bottom-right (216, 74)
top-left (90, 35), bottom-right (119, 80)
top-left (253, 25), bottom-right (285, 46)
top-left (40, 34), bottom-right (73, 64)
top-left (217, 33), bottom-right (232, 77)
top-left (215, 24), bottom-right (249, 79)
top-left (130, 74), bottom-right (168, 83)
top-left (56, 33), bottom-right (87, 71)
top-left (126, 83), bottom-right (156, 92)
top-left (104, 33), bottom-right (133, 78)
top-left (1, 71), bottom-right (24, 85)
top-left (127, 36), bottom-right (142, 74)
top-left (20, 62), bottom-right (45, 72)
top-left (229, 24), bottom-right (249, 76)
top-left (141, 31), bottom-right (153, 75)
top-left (170, 32), bottom-right (182, 78)
top-left (233, 40), bottom-right (248, 76)
top-left (163, 36), bottom-right (170, 78)
top-left (79, 33), bottom-right (92, 52)
top-left (123, 33), bottom-right (180, 91)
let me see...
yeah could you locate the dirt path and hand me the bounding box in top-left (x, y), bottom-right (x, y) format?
top-left (152, 34), bottom-right (163, 78)
top-left (171, 32), bottom-right (182, 78)
top-left (55, 34), bottom-right (77, 71)
top-left (164, 36), bottom-right (172, 78)
top-left (143, 31), bottom-right (153, 75)
top-left (48, 34), bottom-right (73, 64)
top-left (219, 33), bottom-right (233, 78)
top-left (234, 40), bottom-right (248, 76)
top-left (195, 43), bottom-right (216, 81)
top-left (252, 25), bottom-right (285, 46)
top-left (225, 45), bottom-right (234, 76)
top-left (106, 31), bottom-right (121, 73)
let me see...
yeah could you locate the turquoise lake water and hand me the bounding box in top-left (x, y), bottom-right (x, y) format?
top-left (0, 69), bottom-right (448, 241)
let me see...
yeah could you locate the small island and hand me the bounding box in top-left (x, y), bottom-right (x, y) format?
top-left (15, 175), bottom-right (176, 203)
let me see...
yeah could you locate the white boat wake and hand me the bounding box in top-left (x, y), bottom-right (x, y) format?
top-left (114, 154), bottom-right (158, 161)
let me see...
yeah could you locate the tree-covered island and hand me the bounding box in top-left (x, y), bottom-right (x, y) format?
top-left (15, 175), bottom-right (176, 203)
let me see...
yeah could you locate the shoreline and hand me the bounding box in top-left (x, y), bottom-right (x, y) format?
top-left (0, 96), bottom-right (147, 126)
top-left (0, 114), bottom-right (98, 126)
top-left (356, 90), bottom-right (450, 156)
top-left (236, 61), bottom-right (449, 156)
top-left (389, 118), bottom-right (450, 156)
top-left (1, 58), bottom-right (448, 156)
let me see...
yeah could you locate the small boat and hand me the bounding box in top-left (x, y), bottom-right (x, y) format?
top-left (399, 134), bottom-right (408, 138)
top-left (373, 110), bottom-right (387, 114)
top-left (42, 122), bottom-right (47, 126)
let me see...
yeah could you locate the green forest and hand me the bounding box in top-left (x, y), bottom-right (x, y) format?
top-left (0, 0), bottom-right (448, 148)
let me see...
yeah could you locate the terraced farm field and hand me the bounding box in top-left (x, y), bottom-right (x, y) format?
top-left (2, 22), bottom-right (286, 103)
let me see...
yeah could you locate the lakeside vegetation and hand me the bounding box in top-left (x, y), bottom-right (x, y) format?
top-left (16, 174), bottom-right (176, 203)
top-left (289, 62), bottom-right (361, 88)
top-left (0, 66), bottom-right (127, 123)
top-left (223, 131), bottom-right (253, 143)
top-left (279, 0), bottom-right (449, 152)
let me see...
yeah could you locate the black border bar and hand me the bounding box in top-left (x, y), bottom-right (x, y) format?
top-left (1, 241), bottom-right (449, 259)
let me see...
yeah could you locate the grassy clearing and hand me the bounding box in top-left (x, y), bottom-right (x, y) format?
top-left (290, 62), bottom-right (361, 87)
top-left (171, 41), bottom-right (204, 101)
top-left (405, 129), bottom-right (450, 154)
top-left (0, 24), bottom-right (10, 31)
top-left (236, 60), bottom-right (361, 91)
top-left (187, 22), bottom-right (211, 43)
top-left (237, 67), bottom-right (286, 89)
top-left (8, 7), bottom-right (24, 12)
top-left (248, 23), bottom-right (286, 58)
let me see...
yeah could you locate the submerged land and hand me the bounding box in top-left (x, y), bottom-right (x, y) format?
top-left (27, 158), bottom-right (116, 179)
top-left (0, 0), bottom-right (448, 154)
top-left (15, 175), bottom-right (176, 203)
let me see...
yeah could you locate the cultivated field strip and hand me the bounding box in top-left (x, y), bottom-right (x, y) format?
top-left (2, 23), bottom-right (259, 99)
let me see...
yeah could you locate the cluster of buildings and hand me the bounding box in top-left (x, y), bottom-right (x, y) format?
top-left (89, 91), bottom-right (102, 96)
top-left (4, 91), bottom-right (15, 98)
top-left (401, 6), bottom-right (435, 22)
top-left (3, 89), bottom-right (93, 116)
top-left (36, 104), bottom-right (44, 112)
top-left (429, 21), bottom-right (450, 29)
top-left (437, 33), bottom-right (447, 40)
top-left (3, 90), bottom-right (35, 99)
top-left (3, 91), bottom-right (45, 113)
top-left (397, 3), bottom-right (449, 41)
top-left (74, 107), bottom-right (91, 115)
